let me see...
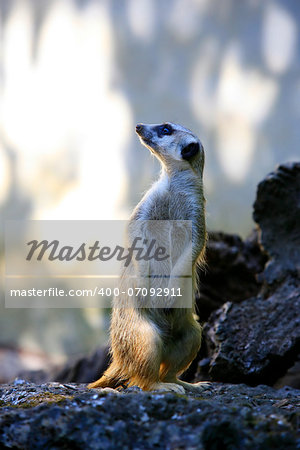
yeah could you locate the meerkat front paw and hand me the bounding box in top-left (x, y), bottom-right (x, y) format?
top-left (151, 382), bottom-right (186, 394)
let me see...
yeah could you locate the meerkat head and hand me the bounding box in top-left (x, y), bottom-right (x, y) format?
top-left (135, 122), bottom-right (204, 175)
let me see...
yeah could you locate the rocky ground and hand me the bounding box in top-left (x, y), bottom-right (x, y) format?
top-left (0, 379), bottom-right (299, 449)
top-left (1, 162), bottom-right (299, 449)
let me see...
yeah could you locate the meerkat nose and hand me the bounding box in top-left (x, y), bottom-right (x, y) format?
top-left (136, 123), bottom-right (143, 133)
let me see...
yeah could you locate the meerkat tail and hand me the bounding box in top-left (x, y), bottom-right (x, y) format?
top-left (87, 362), bottom-right (126, 389)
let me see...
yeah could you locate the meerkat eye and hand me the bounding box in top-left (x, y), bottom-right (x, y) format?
top-left (159, 124), bottom-right (172, 136)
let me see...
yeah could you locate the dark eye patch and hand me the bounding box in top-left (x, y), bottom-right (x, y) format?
top-left (154, 124), bottom-right (173, 138)
top-left (181, 142), bottom-right (200, 160)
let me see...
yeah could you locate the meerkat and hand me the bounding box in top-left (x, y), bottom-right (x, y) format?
top-left (88, 122), bottom-right (208, 394)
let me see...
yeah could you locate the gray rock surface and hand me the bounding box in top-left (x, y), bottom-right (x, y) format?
top-left (202, 163), bottom-right (300, 386)
top-left (204, 282), bottom-right (299, 385)
top-left (253, 162), bottom-right (300, 285)
top-left (197, 230), bottom-right (267, 321)
top-left (0, 380), bottom-right (299, 449)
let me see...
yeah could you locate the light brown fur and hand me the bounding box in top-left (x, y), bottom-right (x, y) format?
top-left (88, 122), bottom-right (209, 393)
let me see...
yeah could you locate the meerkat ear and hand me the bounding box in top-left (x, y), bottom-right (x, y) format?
top-left (181, 142), bottom-right (200, 160)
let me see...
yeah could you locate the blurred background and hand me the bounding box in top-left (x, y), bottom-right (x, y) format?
top-left (0, 0), bottom-right (299, 379)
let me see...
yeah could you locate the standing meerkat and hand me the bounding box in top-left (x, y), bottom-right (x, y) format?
top-left (88, 122), bottom-right (208, 393)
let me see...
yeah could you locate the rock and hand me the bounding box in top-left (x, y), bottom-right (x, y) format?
top-left (0, 382), bottom-right (299, 449)
top-left (253, 162), bottom-right (300, 286)
top-left (204, 281), bottom-right (300, 384)
top-left (202, 163), bottom-right (300, 386)
top-left (197, 230), bottom-right (267, 321)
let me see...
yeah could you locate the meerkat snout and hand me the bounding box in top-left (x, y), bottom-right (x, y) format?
top-left (135, 123), bottom-right (143, 133)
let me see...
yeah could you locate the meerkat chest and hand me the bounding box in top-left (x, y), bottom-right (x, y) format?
top-left (134, 174), bottom-right (203, 222)
top-left (150, 178), bottom-right (202, 221)
top-left (169, 178), bottom-right (203, 220)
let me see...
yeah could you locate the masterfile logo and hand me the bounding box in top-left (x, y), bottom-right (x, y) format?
top-left (5, 220), bottom-right (193, 309)
top-left (26, 237), bottom-right (169, 266)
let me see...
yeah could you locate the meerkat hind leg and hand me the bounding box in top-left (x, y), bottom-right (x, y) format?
top-left (158, 319), bottom-right (211, 394)
top-left (176, 379), bottom-right (212, 394)
top-left (150, 382), bottom-right (185, 394)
